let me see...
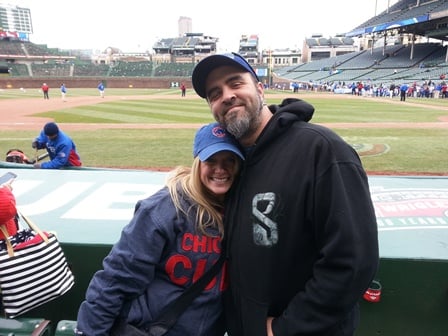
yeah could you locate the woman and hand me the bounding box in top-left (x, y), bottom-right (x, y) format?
top-left (0, 182), bottom-right (19, 316)
top-left (76, 122), bottom-right (244, 336)
top-left (0, 183), bottom-right (19, 240)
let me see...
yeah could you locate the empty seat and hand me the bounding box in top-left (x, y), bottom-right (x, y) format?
top-left (0, 318), bottom-right (51, 336)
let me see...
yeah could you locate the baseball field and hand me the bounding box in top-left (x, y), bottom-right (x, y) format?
top-left (1, 87), bottom-right (447, 175)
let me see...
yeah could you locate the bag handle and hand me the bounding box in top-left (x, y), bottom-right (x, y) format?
top-left (0, 210), bottom-right (50, 257)
top-left (0, 225), bottom-right (14, 257)
top-left (17, 209), bottom-right (49, 244)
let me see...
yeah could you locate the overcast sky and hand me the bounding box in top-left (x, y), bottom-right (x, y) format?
top-left (5, 0), bottom-right (398, 53)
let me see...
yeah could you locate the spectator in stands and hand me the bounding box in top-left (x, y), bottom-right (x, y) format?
top-left (0, 182), bottom-right (19, 240)
top-left (407, 85), bottom-right (414, 98)
top-left (60, 83), bottom-right (67, 102)
top-left (423, 85), bottom-right (430, 98)
top-left (292, 82), bottom-right (299, 93)
top-left (32, 122), bottom-right (82, 169)
top-left (357, 82), bottom-right (364, 96)
top-left (434, 83), bottom-right (442, 99)
top-left (0, 181), bottom-right (19, 314)
top-left (41, 83), bottom-right (49, 99)
top-left (97, 81), bottom-right (105, 98)
top-left (442, 82), bottom-right (447, 98)
top-left (389, 83), bottom-right (396, 98)
top-left (76, 122), bottom-right (244, 336)
top-left (180, 82), bottom-right (186, 97)
top-left (192, 52), bottom-right (379, 336)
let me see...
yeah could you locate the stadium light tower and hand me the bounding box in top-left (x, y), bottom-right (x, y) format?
top-left (268, 49), bottom-right (273, 88)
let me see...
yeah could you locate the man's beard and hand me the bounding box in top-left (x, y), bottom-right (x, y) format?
top-left (223, 95), bottom-right (264, 140)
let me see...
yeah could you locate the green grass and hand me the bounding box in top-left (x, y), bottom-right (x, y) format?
top-left (1, 90), bottom-right (447, 174)
top-left (0, 129), bottom-right (198, 169)
top-left (0, 88), bottom-right (179, 99)
top-left (337, 128), bottom-right (447, 174)
top-left (303, 98), bottom-right (445, 123)
top-left (35, 100), bottom-right (211, 124)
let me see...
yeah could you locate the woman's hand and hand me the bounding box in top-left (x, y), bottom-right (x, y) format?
top-left (267, 317), bottom-right (274, 336)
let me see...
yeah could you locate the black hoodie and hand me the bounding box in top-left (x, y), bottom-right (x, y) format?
top-left (224, 98), bottom-right (379, 336)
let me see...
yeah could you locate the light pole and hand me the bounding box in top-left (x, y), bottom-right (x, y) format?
top-left (268, 49), bottom-right (273, 88)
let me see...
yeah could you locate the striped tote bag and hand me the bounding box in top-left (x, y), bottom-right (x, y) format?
top-left (0, 212), bottom-right (74, 318)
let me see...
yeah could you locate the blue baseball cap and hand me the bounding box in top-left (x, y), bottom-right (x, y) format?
top-left (193, 122), bottom-right (244, 161)
top-left (192, 52), bottom-right (260, 98)
top-left (44, 122), bottom-right (59, 136)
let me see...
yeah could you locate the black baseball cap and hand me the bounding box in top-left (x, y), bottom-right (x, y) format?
top-left (44, 122), bottom-right (59, 136)
top-left (192, 52), bottom-right (260, 98)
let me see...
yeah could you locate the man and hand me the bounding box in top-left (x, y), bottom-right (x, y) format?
top-left (181, 82), bottom-right (186, 97)
top-left (32, 122), bottom-right (82, 169)
top-left (41, 83), bottom-right (49, 99)
top-left (192, 52), bottom-right (379, 336)
top-left (399, 83), bottom-right (409, 101)
top-left (98, 81), bottom-right (105, 98)
top-left (60, 83), bottom-right (67, 101)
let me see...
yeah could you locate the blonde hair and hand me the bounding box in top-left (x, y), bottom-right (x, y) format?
top-left (166, 157), bottom-right (228, 237)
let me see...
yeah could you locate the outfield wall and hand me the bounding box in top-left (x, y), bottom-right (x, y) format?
top-left (0, 77), bottom-right (191, 89)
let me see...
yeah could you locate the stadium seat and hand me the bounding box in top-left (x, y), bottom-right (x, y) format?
top-left (0, 317), bottom-right (51, 336)
top-left (54, 320), bottom-right (77, 336)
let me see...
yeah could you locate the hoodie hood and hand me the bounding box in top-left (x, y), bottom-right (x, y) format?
top-left (248, 98), bottom-right (315, 160)
top-left (268, 98), bottom-right (314, 122)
